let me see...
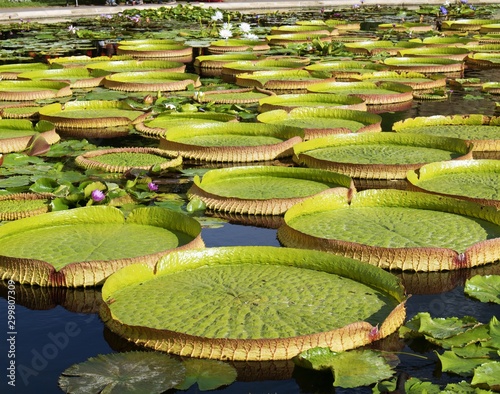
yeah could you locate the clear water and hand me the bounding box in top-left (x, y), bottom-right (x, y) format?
top-left (2, 69), bottom-right (500, 394)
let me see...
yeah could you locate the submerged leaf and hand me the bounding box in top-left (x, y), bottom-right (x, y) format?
top-left (58, 351), bottom-right (186, 394)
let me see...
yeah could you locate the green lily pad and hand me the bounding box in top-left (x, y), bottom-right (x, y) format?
top-left (175, 359), bottom-right (237, 391)
top-left (38, 100), bottom-right (149, 138)
top-left (392, 114), bottom-right (500, 159)
top-left (278, 189), bottom-right (500, 271)
top-left (407, 159), bottom-right (500, 208)
top-left (0, 206), bottom-right (204, 287)
top-left (116, 43), bottom-right (193, 61)
top-left (0, 192), bottom-right (52, 221)
top-left (235, 70), bottom-right (336, 91)
top-left (293, 132), bottom-right (472, 180)
top-left (221, 59), bottom-right (307, 82)
top-left (307, 81), bottom-right (414, 105)
top-left (383, 57), bottom-right (464, 75)
top-left (17, 67), bottom-right (105, 89)
top-left (305, 60), bottom-right (389, 78)
top-left (0, 119), bottom-right (59, 153)
top-left (103, 71), bottom-right (201, 92)
top-left (136, 112), bottom-right (237, 139)
top-left (257, 108), bottom-right (381, 139)
top-left (471, 361), bottom-right (500, 389)
top-left (465, 275), bottom-right (500, 304)
top-left (438, 350), bottom-right (495, 376)
top-left (374, 376), bottom-right (442, 394)
top-left (398, 46), bottom-right (471, 61)
top-left (294, 347), bottom-right (394, 388)
top-left (193, 87), bottom-right (274, 105)
top-left (187, 165), bottom-right (353, 215)
top-left (58, 352), bottom-right (186, 394)
top-left (100, 246), bottom-right (406, 361)
top-left (87, 59), bottom-right (186, 74)
top-left (0, 62), bottom-right (49, 80)
top-left (0, 80), bottom-right (72, 101)
top-left (258, 93), bottom-right (367, 113)
top-left (356, 71), bottom-right (447, 91)
top-left (207, 39), bottom-right (270, 55)
top-left (159, 122), bottom-right (304, 162)
top-left (75, 147), bottom-right (182, 173)
top-left (344, 40), bottom-right (423, 56)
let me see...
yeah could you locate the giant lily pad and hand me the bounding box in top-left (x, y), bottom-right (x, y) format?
top-left (116, 43), bottom-right (193, 62)
top-left (278, 189), bottom-right (500, 271)
top-left (0, 192), bottom-right (52, 221)
top-left (158, 122), bottom-right (303, 162)
top-left (0, 80), bottom-right (72, 101)
top-left (221, 59), bottom-right (307, 83)
top-left (86, 59), bottom-right (186, 74)
top-left (0, 102), bottom-right (41, 120)
top-left (270, 25), bottom-right (332, 35)
top-left (135, 112), bottom-right (238, 139)
top-left (207, 39), bottom-right (270, 55)
top-left (193, 53), bottom-right (261, 77)
top-left (187, 165), bottom-right (354, 215)
top-left (235, 70), bottom-right (336, 92)
top-left (193, 87), bottom-right (275, 105)
top-left (256, 108), bottom-right (382, 139)
top-left (397, 46), bottom-right (471, 61)
top-left (382, 57), bottom-right (464, 76)
top-left (305, 61), bottom-right (389, 79)
top-left (292, 132), bottom-right (472, 180)
top-left (0, 206), bottom-right (204, 287)
top-left (406, 159), bottom-right (500, 208)
top-left (100, 246), bottom-right (407, 360)
top-left (344, 40), bottom-right (423, 56)
top-left (17, 67), bottom-right (105, 89)
top-left (307, 81), bottom-right (414, 105)
top-left (0, 119), bottom-right (59, 153)
top-left (258, 93), bottom-right (367, 113)
top-left (0, 62), bottom-right (49, 80)
top-left (355, 71), bottom-right (446, 91)
top-left (38, 100), bottom-right (149, 138)
top-left (266, 33), bottom-right (332, 46)
top-left (392, 114), bottom-right (500, 159)
top-left (103, 71), bottom-right (201, 92)
top-left (75, 147), bottom-right (182, 174)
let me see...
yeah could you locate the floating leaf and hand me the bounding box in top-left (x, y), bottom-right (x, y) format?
top-left (294, 347), bottom-right (394, 388)
top-left (175, 359), bottom-right (237, 391)
top-left (471, 361), bottom-right (500, 390)
top-left (58, 351), bottom-right (186, 394)
top-left (465, 275), bottom-right (500, 305)
top-left (374, 376), bottom-right (441, 394)
top-left (437, 350), bottom-right (492, 376)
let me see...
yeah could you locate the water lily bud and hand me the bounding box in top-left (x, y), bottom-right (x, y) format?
top-left (91, 189), bottom-right (105, 202)
top-left (148, 182), bottom-right (159, 192)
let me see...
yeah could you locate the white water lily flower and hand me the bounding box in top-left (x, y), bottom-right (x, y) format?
top-left (211, 11), bottom-right (223, 21)
top-left (222, 22), bottom-right (233, 31)
top-left (68, 25), bottom-right (78, 34)
top-left (239, 22), bottom-right (251, 33)
top-left (243, 33), bottom-right (259, 41)
top-left (219, 28), bottom-right (233, 39)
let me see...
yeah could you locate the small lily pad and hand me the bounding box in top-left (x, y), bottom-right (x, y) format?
top-left (58, 351), bottom-right (186, 394)
top-left (465, 275), bottom-right (500, 304)
top-left (175, 359), bottom-right (237, 391)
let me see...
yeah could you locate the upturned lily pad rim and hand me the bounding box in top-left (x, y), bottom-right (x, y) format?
top-left (74, 147), bottom-right (182, 174)
top-left (0, 206), bottom-right (204, 287)
top-left (103, 71), bottom-right (201, 92)
top-left (278, 188), bottom-right (500, 271)
top-left (187, 165), bottom-right (355, 215)
top-left (235, 70), bottom-right (337, 90)
top-left (292, 132), bottom-right (473, 179)
top-left (100, 246), bottom-right (406, 361)
top-left (406, 159), bottom-right (500, 209)
top-left (354, 71), bottom-right (447, 91)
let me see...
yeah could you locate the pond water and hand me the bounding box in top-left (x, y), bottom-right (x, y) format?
top-left (2, 16), bottom-right (500, 393)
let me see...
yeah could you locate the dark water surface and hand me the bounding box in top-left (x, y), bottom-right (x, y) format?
top-left (2, 68), bottom-right (500, 393)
